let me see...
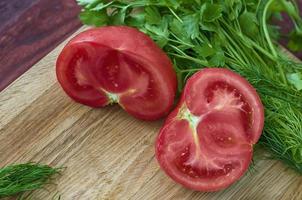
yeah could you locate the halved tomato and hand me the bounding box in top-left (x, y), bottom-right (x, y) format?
top-left (56, 26), bottom-right (177, 120)
top-left (156, 68), bottom-right (264, 191)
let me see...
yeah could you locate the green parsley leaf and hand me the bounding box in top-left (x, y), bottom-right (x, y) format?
top-left (79, 10), bottom-right (108, 26)
top-left (202, 3), bottom-right (223, 22)
top-left (223, 0), bottom-right (243, 20)
top-left (193, 44), bottom-right (216, 58)
top-left (170, 19), bottom-right (192, 45)
top-left (239, 11), bottom-right (259, 37)
top-left (145, 7), bottom-right (162, 25)
top-left (209, 51), bottom-right (225, 67)
top-left (287, 72), bottom-right (302, 90)
top-left (126, 13), bottom-right (146, 28)
top-left (182, 14), bottom-right (200, 39)
top-left (145, 19), bottom-right (169, 48)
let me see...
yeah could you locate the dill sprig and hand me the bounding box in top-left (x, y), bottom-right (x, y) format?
top-left (0, 163), bottom-right (61, 198)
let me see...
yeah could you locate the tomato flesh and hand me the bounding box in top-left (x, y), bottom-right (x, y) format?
top-left (56, 26), bottom-right (177, 120)
top-left (156, 68), bottom-right (264, 191)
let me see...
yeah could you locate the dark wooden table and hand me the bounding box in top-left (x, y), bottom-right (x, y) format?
top-left (0, 0), bottom-right (81, 91)
top-left (0, 0), bottom-right (301, 92)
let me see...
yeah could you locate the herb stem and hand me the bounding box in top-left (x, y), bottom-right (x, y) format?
top-left (167, 52), bottom-right (208, 66)
top-left (262, 0), bottom-right (288, 85)
top-left (168, 33), bottom-right (194, 47)
top-left (262, 0), bottom-right (278, 58)
top-left (168, 7), bottom-right (183, 23)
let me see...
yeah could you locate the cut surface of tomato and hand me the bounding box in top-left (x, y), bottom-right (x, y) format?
top-left (56, 26), bottom-right (177, 120)
top-left (156, 68), bottom-right (264, 191)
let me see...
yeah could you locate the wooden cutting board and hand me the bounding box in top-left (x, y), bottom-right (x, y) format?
top-left (0, 27), bottom-right (301, 200)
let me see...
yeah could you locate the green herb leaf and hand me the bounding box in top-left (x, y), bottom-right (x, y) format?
top-left (182, 14), bottom-right (200, 39)
top-left (145, 18), bottom-right (169, 48)
top-left (239, 11), bottom-right (259, 37)
top-left (126, 13), bottom-right (145, 27)
top-left (145, 7), bottom-right (162, 25)
top-left (79, 10), bottom-right (108, 26)
top-left (202, 3), bottom-right (223, 22)
top-left (209, 51), bottom-right (225, 67)
top-left (170, 19), bottom-right (191, 44)
top-left (193, 44), bottom-right (216, 58)
top-left (223, 0), bottom-right (243, 20)
top-left (287, 72), bottom-right (302, 90)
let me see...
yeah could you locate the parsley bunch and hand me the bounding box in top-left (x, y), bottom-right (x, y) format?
top-left (77, 0), bottom-right (302, 173)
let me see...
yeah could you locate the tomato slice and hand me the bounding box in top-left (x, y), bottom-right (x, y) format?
top-left (156, 68), bottom-right (264, 191)
top-left (56, 26), bottom-right (177, 120)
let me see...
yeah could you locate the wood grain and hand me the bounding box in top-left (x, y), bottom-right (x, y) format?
top-left (1, 27), bottom-right (302, 200)
top-left (0, 0), bottom-right (81, 92)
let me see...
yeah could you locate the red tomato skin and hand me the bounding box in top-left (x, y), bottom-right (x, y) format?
top-left (156, 68), bottom-right (264, 191)
top-left (56, 26), bottom-right (177, 120)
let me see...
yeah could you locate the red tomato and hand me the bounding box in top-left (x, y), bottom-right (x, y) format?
top-left (156, 68), bottom-right (264, 191)
top-left (56, 26), bottom-right (177, 120)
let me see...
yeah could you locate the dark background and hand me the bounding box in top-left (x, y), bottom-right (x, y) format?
top-left (0, 0), bottom-right (81, 91)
